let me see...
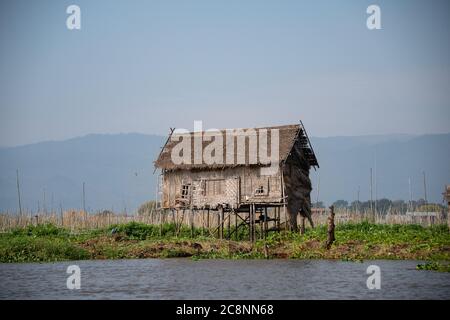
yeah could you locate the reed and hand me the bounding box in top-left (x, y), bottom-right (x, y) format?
top-left (0, 207), bottom-right (447, 233)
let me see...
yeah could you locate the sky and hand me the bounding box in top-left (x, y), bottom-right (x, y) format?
top-left (0, 0), bottom-right (449, 146)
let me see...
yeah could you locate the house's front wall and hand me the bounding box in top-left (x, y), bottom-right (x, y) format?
top-left (161, 167), bottom-right (283, 209)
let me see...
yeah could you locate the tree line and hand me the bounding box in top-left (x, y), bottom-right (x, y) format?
top-left (314, 198), bottom-right (446, 214)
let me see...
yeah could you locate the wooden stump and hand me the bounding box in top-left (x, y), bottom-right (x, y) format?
top-left (325, 205), bottom-right (335, 250)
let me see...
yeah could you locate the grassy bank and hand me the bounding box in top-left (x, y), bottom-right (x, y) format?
top-left (0, 222), bottom-right (449, 269)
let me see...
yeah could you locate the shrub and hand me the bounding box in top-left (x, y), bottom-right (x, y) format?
top-left (11, 223), bottom-right (68, 237)
top-left (0, 237), bottom-right (89, 262)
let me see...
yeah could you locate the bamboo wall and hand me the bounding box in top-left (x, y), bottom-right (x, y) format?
top-left (162, 167), bottom-right (283, 209)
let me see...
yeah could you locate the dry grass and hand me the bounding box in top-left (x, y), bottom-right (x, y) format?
top-left (0, 207), bottom-right (447, 233)
top-left (311, 208), bottom-right (448, 227)
top-left (0, 210), bottom-right (154, 232)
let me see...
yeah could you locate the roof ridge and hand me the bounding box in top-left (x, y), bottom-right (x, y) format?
top-left (171, 124), bottom-right (300, 135)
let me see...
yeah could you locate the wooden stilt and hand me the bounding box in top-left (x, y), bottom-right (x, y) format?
top-left (159, 209), bottom-right (162, 236)
top-left (220, 207), bottom-right (225, 239)
top-left (227, 211), bottom-right (231, 239)
top-left (178, 209), bottom-right (182, 236)
top-left (217, 209), bottom-right (221, 239)
top-left (234, 210), bottom-right (238, 241)
top-left (274, 207), bottom-right (278, 230)
top-left (264, 207), bottom-right (268, 240)
top-left (190, 209), bottom-right (194, 238)
top-left (249, 206), bottom-right (253, 242)
top-left (260, 210), bottom-right (263, 240)
top-left (252, 204), bottom-right (256, 243)
top-left (201, 209), bottom-right (205, 236)
top-left (172, 209), bottom-right (176, 228)
top-left (281, 170), bottom-right (288, 232)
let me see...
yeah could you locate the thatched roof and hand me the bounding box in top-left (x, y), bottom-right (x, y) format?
top-left (154, 123), bottom-right (318, 171)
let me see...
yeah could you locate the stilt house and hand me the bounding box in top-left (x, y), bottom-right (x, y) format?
top-left (154, 122), bottom-right (318, 231)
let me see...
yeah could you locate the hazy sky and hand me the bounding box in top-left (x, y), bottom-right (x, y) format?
top-left (1, 0), bottom-right (449, 146)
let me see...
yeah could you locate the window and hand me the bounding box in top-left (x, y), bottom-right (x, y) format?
top-left (200, 180), bottom-right (207, 196)
top-left (205, 179), bottom-right (225, 196)
top-left (181, 183), bottom-right (191, 199)
top-left (254, 178), bottom-right (269, 196)
top-left (255, 185), bottom-right (265, 195)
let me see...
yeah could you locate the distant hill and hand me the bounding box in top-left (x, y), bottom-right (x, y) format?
top-left (0, 134), bottom-right (165, 213)
top-left (0, 133), bottom-right (449, 213)
top-left (309, 133), bottom-right (450, 206)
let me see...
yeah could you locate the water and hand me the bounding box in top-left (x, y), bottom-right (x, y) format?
top-left (0, 259), bottom-right (449, 299)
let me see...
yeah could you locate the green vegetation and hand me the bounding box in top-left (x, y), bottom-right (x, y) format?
top-left (0, 224), bottom-right (87, 263)
top-left (0, 222), bottom-right (449, 270)
top-left (416, 261), bottom-right (450, 272)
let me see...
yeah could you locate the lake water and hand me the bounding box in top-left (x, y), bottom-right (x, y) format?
top-left (0, 259), bottom-right (449, 299)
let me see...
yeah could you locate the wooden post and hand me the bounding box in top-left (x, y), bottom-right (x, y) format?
top-left (16, 169), bottom-right (23, 217)
top-left (221, 208), bottom-right (225, 239)
top-left (300, 216), bottom-right (305, 235)
top-left (249, 206), bottom-right (253, 242)
top-left (60, 203), bottom-right (64, 227)
top-left (207, 208), bottom-right (210, 230)
top-left (201, 209), bottom-right (205, 236)
top-left (275, 207), bottom-right (279, 230)
top-left (234, 210), bottom-right (238, 241)
top-left (173, 209), bottom-right (178, 237)
top-left (82, 182), bottom-right (86, 213)
top-left (227, 211), bottom-right (231, 239)
top-left (259, 209), bottom-right (263, 240)
top-left (217, 209), bottom-right (221, 239)
top-left (252, 205), bottom-right (256, 242)
top-left (278, 207), bottom-right (282, 230)
top-left (281, 172), bottom-right (288, 232)
top-left (370, 168), bottom-right (374, 221)
top-left (159, 209), bottom-right (162, 236)
top-left (263, 207), bottom-right (269, 258)
top-left (252, 204), bottom-right (256, 243)
top-left (189, 188), bottom-right (194, 237)
top-left (264, 207), bottom-right (268, 240)
top-left (190, 209), bottom-right (194, 238)
top-left (325, 205), bottom-right (336, 249)
top-left (151, 208), bottom-right (154, 225)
